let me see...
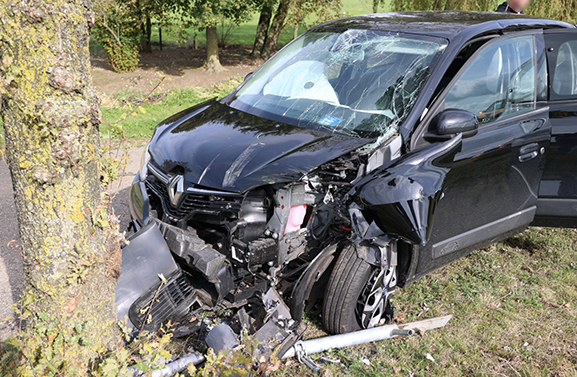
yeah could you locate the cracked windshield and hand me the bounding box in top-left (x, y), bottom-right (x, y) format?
top-left (227, 29), bottom-right (448, 138)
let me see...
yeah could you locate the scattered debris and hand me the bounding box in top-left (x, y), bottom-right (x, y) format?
top-left (205, 325), bottom-right (239, 353)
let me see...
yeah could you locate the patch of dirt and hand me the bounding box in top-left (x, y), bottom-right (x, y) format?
top-left (91, 46), bottom-right (263, 96)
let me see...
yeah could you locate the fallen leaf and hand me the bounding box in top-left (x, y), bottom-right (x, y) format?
top-left (393, 365), bottom-right (402, 373)
top-left (521, 266), bottom-right (534, 273)
top-left (65, 294), bottom-right (82, 313)
top-left (395, 312), bottom-right (407, 323)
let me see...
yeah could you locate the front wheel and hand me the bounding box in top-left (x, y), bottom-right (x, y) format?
top-left (322, 242), bottom-right (396, 334)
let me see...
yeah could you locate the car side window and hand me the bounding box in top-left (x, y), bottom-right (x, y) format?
top-left (552, 40), bottom-right (577, 96)
top-left (444, 35), bottom-right (536, 125)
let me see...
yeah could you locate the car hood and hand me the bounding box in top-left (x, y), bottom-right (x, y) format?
top-left (148, 100), bottom-right (373, 193)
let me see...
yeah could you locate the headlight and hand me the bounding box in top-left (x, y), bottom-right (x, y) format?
top-left (139, 143), bottom-right (151, 179)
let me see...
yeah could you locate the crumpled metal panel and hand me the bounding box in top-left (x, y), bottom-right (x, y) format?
top-left (353, 135), bottom-right (462, 245)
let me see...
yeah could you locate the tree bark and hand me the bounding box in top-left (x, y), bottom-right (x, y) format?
top-left (142, 16), bottom-right (153, 53)
top-left (0, 0), bottom-right (121, 373)
top-left (251, 2), bottom-right (274, 58)
top-left (373, 0), bottom-right (379, 13)
top-left (261, 0), bottom-right (291, 59)
top-left (205, 26), bottom-right (225, 72)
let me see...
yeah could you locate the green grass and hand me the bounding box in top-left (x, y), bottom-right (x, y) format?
top-left (100, 77), bottom-right (242, 139)
top-left (277, 227), bottom-right (577, 376)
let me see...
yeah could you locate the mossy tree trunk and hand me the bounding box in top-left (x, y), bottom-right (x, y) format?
top-left (251, 2), bottom-right (274, 58)
top-left (205, 25), bottom-right (225, 72)
top-left (261, 0), bottom-right (291, 59)
top-left (0, 0), bottom-right (121, 373)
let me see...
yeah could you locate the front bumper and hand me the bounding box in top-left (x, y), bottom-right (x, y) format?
top-left (115, 220), bottom-right (197, 331)
top-left (129, 171), bottom-right (150, 229)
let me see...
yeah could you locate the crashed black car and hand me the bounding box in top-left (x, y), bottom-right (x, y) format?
top-left (122, 11), bottom-right (577, 338)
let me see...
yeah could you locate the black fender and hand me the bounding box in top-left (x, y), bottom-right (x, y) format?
top-left (289, 243), bottom-right (340, 321)
top-left (351, 135), bottom-right (462, 245)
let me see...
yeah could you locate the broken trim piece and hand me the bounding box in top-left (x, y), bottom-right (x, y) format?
top-left (280, 315), bottom-right (452, 359)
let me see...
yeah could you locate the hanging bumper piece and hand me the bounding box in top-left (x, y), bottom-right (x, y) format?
top-left (281, 315), bottom-right (452, 372)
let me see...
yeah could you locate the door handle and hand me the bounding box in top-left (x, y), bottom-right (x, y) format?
top-left (520, 142), bottom-right (539, 155)
top-left (519, 151), bottom-right (538, 162)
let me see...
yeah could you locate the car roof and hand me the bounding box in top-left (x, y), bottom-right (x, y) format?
top-left (313, 11), bottom-right (575, 39)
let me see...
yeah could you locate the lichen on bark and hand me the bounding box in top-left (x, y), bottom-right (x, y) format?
top-left (0, 0), bottom-right (121, 374)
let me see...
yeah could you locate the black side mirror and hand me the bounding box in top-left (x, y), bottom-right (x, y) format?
top-left (425, 109), bottom-right (478, 141)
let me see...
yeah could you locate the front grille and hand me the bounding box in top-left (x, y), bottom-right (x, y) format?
top-left (129, 270), bottom-right (196, 331)
top-left (145, 164), bottom-right (243, 221)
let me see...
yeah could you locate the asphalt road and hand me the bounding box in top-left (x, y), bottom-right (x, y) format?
top-left (0, 147), bottom-right (143, 341)
top-left (0, 159), bottom-right (24, 340)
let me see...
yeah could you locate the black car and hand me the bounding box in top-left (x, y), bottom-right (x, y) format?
top-left (124, 11), bottom-right (577, 336)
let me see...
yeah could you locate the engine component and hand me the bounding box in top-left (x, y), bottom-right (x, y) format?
top-left (285, 204), bottom-right (307, 235)
top-left (246, 238), bottom-right (277, 265)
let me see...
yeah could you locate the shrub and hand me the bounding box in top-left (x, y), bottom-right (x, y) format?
top-left (93, 0), bottom-right (141, 73)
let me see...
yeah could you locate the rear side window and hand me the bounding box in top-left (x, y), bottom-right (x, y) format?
top-left (552, 40), bottom-right (577, 96)
top-left (444, 35), bottom-right (536, 125)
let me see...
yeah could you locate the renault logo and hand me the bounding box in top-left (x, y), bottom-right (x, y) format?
top-left (167, 175), bottom-right (184, 207)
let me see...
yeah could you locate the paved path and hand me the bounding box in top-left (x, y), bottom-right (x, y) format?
top-left (0, 146), bottom-right (144, 341)
top-left (0, 159), bottom-right (24, 340)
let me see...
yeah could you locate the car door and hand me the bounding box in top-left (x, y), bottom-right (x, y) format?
top-left (534, 29), bottom-right (577, 227)
top-left (406, 33), bottom-right (551, 282)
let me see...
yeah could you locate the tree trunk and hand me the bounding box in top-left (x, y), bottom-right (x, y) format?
top-left (373, 0), bottom-right (379, 13)
top-left (261, 0), bottom-right (291, 59)
top-left (205, 26), bottom-right (225, 72)
top-left (0, 0), bottom-right (121, 373)
top-left (142, 16), bottom-right (152, 53)
top-left (251, 2), bottom-right (273, 58)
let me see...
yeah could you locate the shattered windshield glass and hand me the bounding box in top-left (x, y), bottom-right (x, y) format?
top-left (226, 29), bottom-right (448, 138)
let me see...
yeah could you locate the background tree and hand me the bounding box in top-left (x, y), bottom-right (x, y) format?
top-left (0, 0), bottom-right (122, 374)
top-left (391, 0), bottom-right (577, 20)
top-left (185, 0), bottom-right (252, 72)
top-left (258, 0), bottom-right (292, 59)
top-left (286, 0), bottom-right (342, 40)
top-left (252, 0), bottom-right (341, 59)
top-left (93, 0), bottom-right (143, 72)
top-left (251, 0), bottom-right (277, 57)
top-left (372, 0), bottom-right (387, 12)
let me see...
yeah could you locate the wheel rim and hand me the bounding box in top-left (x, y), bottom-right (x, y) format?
top-left (356, 266), bottom-right (396, 329)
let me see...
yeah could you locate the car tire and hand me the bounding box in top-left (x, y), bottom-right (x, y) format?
top-left (322, 243), bottom-right (376, 334)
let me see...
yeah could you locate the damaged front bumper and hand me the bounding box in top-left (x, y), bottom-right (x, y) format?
top-left (115, 221), bottom-right (197, 331)
top-left (116, 219), bottom-right (301, 353)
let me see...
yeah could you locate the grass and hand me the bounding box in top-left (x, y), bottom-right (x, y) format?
top-left (276, 227), bottom-right (577, 376)
top-left (100, 77), bottom-right (242, 139)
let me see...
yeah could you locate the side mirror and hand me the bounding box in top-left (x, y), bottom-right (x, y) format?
top-left (426, 109), bottom-right (478, 141)
top-left (244, 72), bottom-right (254, 82)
